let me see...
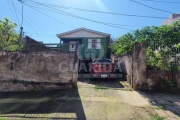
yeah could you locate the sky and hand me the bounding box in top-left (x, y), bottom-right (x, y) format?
top-left (0, 0), bottom-right (180, 43)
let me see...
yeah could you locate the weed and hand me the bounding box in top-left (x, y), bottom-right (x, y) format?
top-left (150, 114), bottom-right (165, 120)
top-left (94, 85), bottom-right (108, 90)
top-left (155, 105), bottom-right (165, 110)
top-left (161, 79), bottom-right (178, 88)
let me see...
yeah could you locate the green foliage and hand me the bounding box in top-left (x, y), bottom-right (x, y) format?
top-left (94, 85), bottom-right (108, 90)
top-left (111, 26), bottom-right (158, 55)
top-left (0, 17), bottom-right (22, 51)
top-left (111, 32), bottom-right (134, 55)
top-left (150, 114), bottom-right (165, 120)
top-left (178, 66), bottom-right (180, 71)
top-left (155, 105), bottom-right (165, 110)
top-left (112, 20), bottom-right (180, 55)
top-left (112, 20), bottom-right (180, 71)
top-left (161, 79), bottom-right (178, 88)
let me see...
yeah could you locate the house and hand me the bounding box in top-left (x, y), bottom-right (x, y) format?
top-left (162, 13), bottom-right (180, 25)
top-left (56, 28), bottom-right (111, 59)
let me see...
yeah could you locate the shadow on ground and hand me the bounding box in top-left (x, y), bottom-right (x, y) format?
top-left (0, 88), bottom-right (86, 120)
top-left (78, 78), bottom-right (125, 89)
top-left (139, 92), bottom-right (180, 117)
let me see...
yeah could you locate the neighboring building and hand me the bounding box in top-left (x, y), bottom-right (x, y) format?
top-left (162, 13), bottom-right (180, 25)
top-left (24, 36), bottom-right (47, 51)
top-left (56, 27), bottom-right (111, 59)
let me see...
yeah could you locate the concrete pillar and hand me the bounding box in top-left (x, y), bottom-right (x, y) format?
top-left (132, 42), bottom-right (147, 90)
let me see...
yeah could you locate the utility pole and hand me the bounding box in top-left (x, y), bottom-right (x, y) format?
top-left (18, 27), bottom-right (23, 51)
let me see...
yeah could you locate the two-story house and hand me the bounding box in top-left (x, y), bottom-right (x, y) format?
top-left (56, 28), bottom-right (111, 59)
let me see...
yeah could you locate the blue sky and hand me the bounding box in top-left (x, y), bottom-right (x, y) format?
top-left (0, 0), bottom-right (180, 43)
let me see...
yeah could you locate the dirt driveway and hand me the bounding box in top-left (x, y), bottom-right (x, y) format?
top-left (0, 79), bottom-right (180, 120)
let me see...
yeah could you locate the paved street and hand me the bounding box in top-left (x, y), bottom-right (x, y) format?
top-left (0, 79), bottom-right (180, 120)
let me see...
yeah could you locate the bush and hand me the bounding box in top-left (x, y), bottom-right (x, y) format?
top-left (161, 79), bottom-right (178, 88)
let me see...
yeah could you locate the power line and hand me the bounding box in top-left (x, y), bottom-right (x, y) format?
top-left (13, 5), bottom-right (44, 41)
top-left (23, 32), bottom-right (55, 36)
top-left (15, 5), bottom-right (49, 34)
top-left (24, 35), bottom-right (57, 38)
top-left (28, 3), bottom-right (139, 27)
top-left (130, 0), bottom-right (173, 14)
top-left (23, 2), bottom-right (135, 30)
top-left (19, 3), bottom-right (76, 29)
top-left (7, 0), bottom-right (17, 25)
top-left (25, 33), bottom-right (55, 36)
top-left (23, 20), bottom-right (44, 41)
top-left (20, 0), bottom-right (23, 27)
top-left (24, 32), bottom-right (55, 36)
top-left (142, 0), bottom-right (180, 4)
top-left (24, 4), bottom-right (76, 29)
top-left (23, 0), bottom-right (172, 20)
top-left (11, 0), bottom-right (20, 26)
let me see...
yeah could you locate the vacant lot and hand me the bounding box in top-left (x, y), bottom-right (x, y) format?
top-left (0, 79), bottom-right (179, 120)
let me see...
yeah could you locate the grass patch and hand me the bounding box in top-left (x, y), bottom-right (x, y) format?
top-left (120, 81), bottom-right (134, 91)
top-left (150, 114), bottom-right (165, 120)
top-left (94, 85), bottom-right (108, 90)
top-left (155, 105), bottom-right (165, 110)
top-left (0, 117), bottom-right (8, 120)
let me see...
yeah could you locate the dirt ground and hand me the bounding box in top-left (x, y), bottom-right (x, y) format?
top-left (0, 79), bottom-right (180, 120)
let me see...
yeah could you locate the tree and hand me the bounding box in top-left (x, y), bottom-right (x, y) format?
top-left (0, 17), bottom-right (19, 51)
top-left (111, 20), bottom-right (180, 71)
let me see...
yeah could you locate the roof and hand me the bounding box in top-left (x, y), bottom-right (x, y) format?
top-left (56, 27), bottom-right (111, 38)
top-left (162, 13), bottom-right (180, 25)
top-left (25, 36), bottom-right (43, 45)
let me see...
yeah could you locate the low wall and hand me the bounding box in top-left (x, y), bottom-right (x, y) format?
top-left (116, 54), bottom-right (132, 83)
top-left (116, 42), bottom-right (180, 91)
top-left (146, 70), bottom-right (180, 91)
top-left (116, 42), bottom-right (147, 88)
top-left (0, 51), bottom-right (78, 92)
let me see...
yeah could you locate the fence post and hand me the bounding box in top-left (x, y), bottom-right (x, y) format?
top-left (132, 42), bottom-right (147, 90)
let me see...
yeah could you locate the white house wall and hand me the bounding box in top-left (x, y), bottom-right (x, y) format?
top-left (60, 30), bottom-right (107, 38)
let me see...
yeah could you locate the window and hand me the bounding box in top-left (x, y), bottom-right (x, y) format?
top-left (92, 39), bottom-right (97, 49)
top-left (88, 39), bottom-right (101, 49)
top-left (69, 41), bottom-right (76, 51)
top-left (71, 44), bottom-right (74, 48)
